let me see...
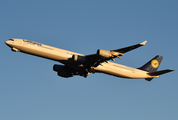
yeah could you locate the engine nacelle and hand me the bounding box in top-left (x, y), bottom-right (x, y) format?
top-left (97, 49), bottom-right (112, 58)
top-left (53, 64), bottom-right (69, 72)
top-left (11, 47), bottom-right (20, 52)
top-left (57, 72), bottom-right (73, 78)
top-left (72, 55), bottom-right (87, 63)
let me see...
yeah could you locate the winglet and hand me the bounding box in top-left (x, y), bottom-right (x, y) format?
top-left (140, 40), bottom-right (147, 45)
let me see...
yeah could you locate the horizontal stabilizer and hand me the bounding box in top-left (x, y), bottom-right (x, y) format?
top-left (147, 69), bottom-right (174, 76)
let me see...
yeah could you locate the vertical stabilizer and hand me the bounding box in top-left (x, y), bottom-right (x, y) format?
top-left (138, 55), bottom-right (163, 72)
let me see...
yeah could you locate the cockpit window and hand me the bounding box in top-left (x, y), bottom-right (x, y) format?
top-left (9, 39), bottom-right (14, 41)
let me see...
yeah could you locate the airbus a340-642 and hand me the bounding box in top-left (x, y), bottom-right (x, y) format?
top-left (5, 38), bottom-right (174, 81)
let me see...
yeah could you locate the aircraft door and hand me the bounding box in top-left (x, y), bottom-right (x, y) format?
top-left (18, 39), bottom-right (23, 45)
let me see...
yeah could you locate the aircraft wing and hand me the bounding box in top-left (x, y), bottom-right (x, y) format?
top-left (84, 54), bottom-right (106, 67)
top-left (111, 40), bottom-right (147, 53)
top-left (84, 41), bottom-right (147, 67)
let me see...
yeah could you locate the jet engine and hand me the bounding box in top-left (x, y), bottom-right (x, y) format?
top-left (53, 64), bottom-right (73, 78)
top-left (11, 47), bottom-right (20, 52)
top-left (72, 55), bottom-right (87, 63)
top-left (53, 64), bottom-right (69, 72)
top-left (97, 49), bottom-right (112, 58)
top-left (57, 72), bottom-right (73, 78)
top-left (53, 64), bottom-right (91, 78)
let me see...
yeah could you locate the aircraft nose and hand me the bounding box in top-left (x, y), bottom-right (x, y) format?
top-left (5, 40), bottom-right (9, 45)
top-left (5, 40), bottom-right (13, 47)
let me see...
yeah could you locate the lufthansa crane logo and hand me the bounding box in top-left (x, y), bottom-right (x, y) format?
top-left (151, 60), bottom-right (159, 68)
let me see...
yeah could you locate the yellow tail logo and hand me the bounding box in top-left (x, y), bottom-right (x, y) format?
top-left (151, 60), bottom-right (159, 68)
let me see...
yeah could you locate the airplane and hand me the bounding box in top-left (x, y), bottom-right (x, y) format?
top-left (5, 38), bottom-right (174, 81)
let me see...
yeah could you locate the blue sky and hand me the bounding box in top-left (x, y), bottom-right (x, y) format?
top-left (1, 0), bottom-right (177, 120)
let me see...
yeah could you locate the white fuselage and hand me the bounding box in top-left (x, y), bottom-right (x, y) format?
top-left (5, 39), bottom-right (155, 79)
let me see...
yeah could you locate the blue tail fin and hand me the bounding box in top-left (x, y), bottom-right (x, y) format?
top-left (138, 55), bottom-right (163, 72)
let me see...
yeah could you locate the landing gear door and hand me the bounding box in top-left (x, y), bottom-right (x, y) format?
top-left (23, 39), bottom-right (28, 46)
